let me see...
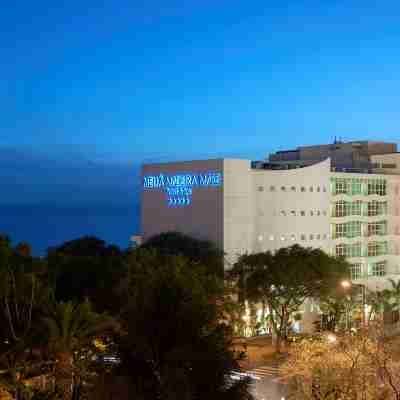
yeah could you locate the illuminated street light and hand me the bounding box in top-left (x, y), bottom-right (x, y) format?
top-left (326, 333), bottom-right (337, 343)
top-left (341, 280), bottom-right (351, 289)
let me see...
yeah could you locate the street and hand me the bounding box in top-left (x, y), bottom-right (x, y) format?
top-left (247, 364), bottom-right (287, 400)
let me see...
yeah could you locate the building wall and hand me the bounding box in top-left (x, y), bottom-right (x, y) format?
top-left (251, 158), bottom-right (331, 255)
top-left (141, 159), bottom-right (224, 247)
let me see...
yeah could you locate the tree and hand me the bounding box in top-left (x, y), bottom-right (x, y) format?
top-left (230, 245), bottom-right (350, 351)
top-left (319, 284), bottom-right (359, 331)
top-left (47, 236), bottom-right (125, 313)
top-left (110, 250), bottom-right (253, 400)
top-left (41, 300), bottom-right (113, 400)
top-left (282, 327), bottom-right (400, 399)
top-left (141, 231), bottom-right (224, 277)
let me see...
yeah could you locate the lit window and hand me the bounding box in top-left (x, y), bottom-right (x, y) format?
top-left (269, 235), bottom-right (274, 240)
top-left (370, 261), bottom-right (387, 276)
top-left (281, 235), bottom-right (286, 241)
top-left (350, 263), bottom-right (362, 279)
top-left (258, 235), bottom-right (263, 242)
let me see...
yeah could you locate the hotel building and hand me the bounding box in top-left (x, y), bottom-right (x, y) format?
top-left (141, 140), bottom-right (400, 291)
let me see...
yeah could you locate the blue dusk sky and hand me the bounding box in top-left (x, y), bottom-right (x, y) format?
top-left (2, 0), bottom-right (400, 254)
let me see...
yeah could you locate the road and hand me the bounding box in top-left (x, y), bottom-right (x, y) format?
top-left (246, 364), bottom-right (287, 400)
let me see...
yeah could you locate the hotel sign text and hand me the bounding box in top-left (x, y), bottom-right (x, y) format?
top-left (143, 171), bottom-right (222, 207)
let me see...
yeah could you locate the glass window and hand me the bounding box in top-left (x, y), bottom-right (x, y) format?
top-left (269, 235), bottom-right (274, 240)
top-left (300, 211), bottom-right (305, 216)
top-left (367, 179), bottom-right (387, 196)
top-left (291, 234), bottom-right (296, 241)
top-left (323, 210), bottom-right (327, 216)
top-left (370, 261), bottom-right (387, 277)
top-left (310, 211), bottom-right (314, 216)
top-left (350, 263), bottom-right (362, 279)
top-left (323, 186), bottom-right (327, 192)
top-left (317, 186), bottom-right (321, 192)
top-left (281, 186), bottom-right (286, 191)
top-left (291, 186), bottom-right (296, 192)
top-left (332, 221), bottom-right (362, 239)
top-left (258, 186), bottom-right (264, 192)
top-left (316, 234), bottom-right (321, 240)
top-left (309, 234), bottom-right (314, 240)
top-left (301, 187), bottom-right (306, 192)
top-left (270, 186), bottom-right (275, 191)
top-left (350, 178), bottom-right (362, 195)
top-left (281, 235), bottom-right (286, 241)
top-left (301, 234), bottom-right (306, 240)
top-left (290, 210), bottom-right (296, 216)
top-left (317, 210), bottom-right (321, 216)
top-left (309, 187), bottom-right (314, 192)
top-left (367, 201), bottom-right (387, 216)
top-left (367, 241), bottom-right (388, 257)
top-left (367, 221), bottom-right (387, 237)
top-left (333, 178), bottom-right (348, 195)
top-left (336, 244), bottom-right (346, 257)
top-left (280, 210), bottom-right (286, 216)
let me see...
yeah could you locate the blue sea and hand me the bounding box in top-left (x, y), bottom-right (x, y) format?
top-left (0, 203), bottom-right (140, 256)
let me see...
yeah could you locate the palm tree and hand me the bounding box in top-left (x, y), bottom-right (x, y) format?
top-left (42, 299), bottom-right (112, 400)
top-left (387, 278), bottom-right (400, 322)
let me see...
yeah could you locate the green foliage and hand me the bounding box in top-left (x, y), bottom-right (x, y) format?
top-left (115, 250), bottom-right (253, 400)
top-left (47, 236), bottom-right (125, 313)
top-left (230, 245), bottom-right (350, 349)
top-left (141, 231), bottom-right (224, 277)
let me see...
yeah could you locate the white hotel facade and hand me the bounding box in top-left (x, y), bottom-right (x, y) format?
top-left (141, 141), bottom-right (400, 292)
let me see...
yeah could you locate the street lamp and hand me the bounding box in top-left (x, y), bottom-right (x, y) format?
top-left (341, 280), bottom-right (366, 328)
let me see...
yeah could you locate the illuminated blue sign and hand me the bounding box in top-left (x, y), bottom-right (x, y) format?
top-left (143, 171), bottom-right (222, 207)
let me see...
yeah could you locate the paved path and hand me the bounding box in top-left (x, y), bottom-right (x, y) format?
top-left (245, 364), bottom-right (287, 400)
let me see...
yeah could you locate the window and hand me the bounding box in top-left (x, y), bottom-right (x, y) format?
top-left (281, 186), bottom-right (286, 191)
top-left (269, 235), bottom-right (274, 240)
top-left (317, 210), bottom-right (321, 216)
top-left (291, 234), bottom-right (296, 241)
top-left (367, 241), bottom-right (388, 257)
top-left (290, 210), bottom-right (296, 216)
top-left (336, 244), bottom-right (346, 257)
top-left (332, 221), bottom-right (362, 239)
top-left (323, 210), bottom-right (327, 216)
top-left (309, 234), bottom-right (314, 240)
top-left (258, 186), bottom-right (264, 192)
top-left (309, 187), bottom-right (314, 192)
top-left (301, 234), bottom-right (306, 240)
top-left (258, 235), bottom-right (263, 242)
top-left (301, 187), bottom-right (306, 192)
top-left (281, 235), bottom-right (286, 241)
top-left (310, 211), bottom-right (314, 216)
top-left (323, 234), bottom-right (328, 239)
top-left (350, 263), bottom-right (362, 279)
top-left (316, 234), bottom-right (321, 240)
top-left (367, 179), bottom-right (386, 196)
top-left (333, 200), bottom-right (362, 217)
top-left (300, 211), bottom-right (305, 216)
top-left (350, 178), bottom-right (362, 195)
top-left (323, 186), bottom-right (327, 192)
top-left (367, 201), bottom-right (387, 216)
top-left (291, 186), bottom-right (296, 192)
top-left (367, 221), bottom-right (387, 237)
top-left (280, 210), bottom-right (286, 216)
top-left (317, 186), bottom-right (321, 192)
top-left (370, 261), bottom-right (387, 277)
top-left (336, 243), bottom-right (362, 257)
top-left (333, 178), bottom-right (348, 195)
top-left (270, 186), bottom-right (275, 191)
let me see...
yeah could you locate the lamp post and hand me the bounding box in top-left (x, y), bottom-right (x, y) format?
top-left (341, 280), bottom-right (366, 328)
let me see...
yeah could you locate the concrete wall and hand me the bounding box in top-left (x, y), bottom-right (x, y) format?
top-left (141, 159), bottom-right (224, 248)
